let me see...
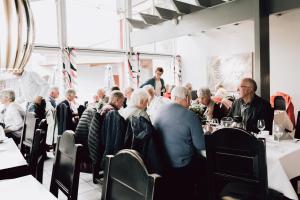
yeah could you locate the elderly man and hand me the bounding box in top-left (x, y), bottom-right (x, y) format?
top-left (88, 90), bottom-right (125, 183)
top-left (48, 86), bottom-right (60, 108)
top-left (56, 89), bottom-right (78, 133)
top-left (0, 89), bottom-right (25, 144)
top-left (119, 88), bottom-right (150, 121)
top-left (154, 86), bottom-right (206, 199)
top-left (123, 87), bottom-right (134, 108)
top-left (228, 78), bottom-right (273, 133)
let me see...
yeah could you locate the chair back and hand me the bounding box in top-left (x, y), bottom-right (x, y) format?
top-left (274, 96), bottom-right (286, 111)
top-left (77, 105), bottom-right (86, 119)
top-left (50, 130), bottom-right (82, 200)
top-left (205, 128), bottom-right (268, 200)
top-left (295, 111), bottom-right (300, 139)
top-left (56, 103), bottom-right (68, 136)
top-left (28, 128), bottom-right (47, 183)
top-left (20, 112), bottom-right (38, 153)
top-left (101, 149), bottom-right (160, 200)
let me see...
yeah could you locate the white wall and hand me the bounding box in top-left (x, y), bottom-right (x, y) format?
top-left (270, 10), bottom-right (300, 114)
top-left (176, 21), bottom-right (254, 90)
top-left (176, 8), bottom-right (300, 114)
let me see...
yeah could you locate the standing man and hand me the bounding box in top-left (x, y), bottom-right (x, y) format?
top-left (140, 67), bottom-right (166, 96)
top-left (228, 78), bottom-right (273, 133)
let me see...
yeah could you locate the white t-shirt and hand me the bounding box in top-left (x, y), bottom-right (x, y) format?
top-left (155, 79), bottom-right (162, 96)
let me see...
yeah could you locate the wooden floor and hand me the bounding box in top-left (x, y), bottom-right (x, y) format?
top-left (43, 152), bottom-right (102, 200)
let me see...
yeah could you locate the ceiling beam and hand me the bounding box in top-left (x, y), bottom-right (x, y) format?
top-left (172, 0), bottom-right (205, 14)
top-left (131, 0), bottom-right (254, 46)
top-left (139, 13), bottom-right (167, 25)
top-left (155, 7), bottom-right (182, 20)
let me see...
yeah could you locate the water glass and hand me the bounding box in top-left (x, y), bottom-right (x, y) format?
top-left (257, 119), bottom-right (265, 134)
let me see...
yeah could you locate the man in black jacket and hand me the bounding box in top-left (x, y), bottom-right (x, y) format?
top-left (228, 78), bottom-right (273, 133)
top-left (88, 90), bottom-right (125, 183)
top-left (56, 89), bottom-right (77, 134)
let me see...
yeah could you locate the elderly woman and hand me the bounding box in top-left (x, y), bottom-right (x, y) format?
top-left (0, 89), bottom-right (25, 144)
top-left (197, 87), bottom-right (224, 121)
top-left (119, 88), bottom-right (150, 121)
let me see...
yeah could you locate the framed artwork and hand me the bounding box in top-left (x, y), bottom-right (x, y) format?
top-left (207, 52), bottom-right (253, 92)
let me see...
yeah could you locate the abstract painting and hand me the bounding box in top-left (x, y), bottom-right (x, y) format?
top-left (207, 53), bottom-right (253, 92)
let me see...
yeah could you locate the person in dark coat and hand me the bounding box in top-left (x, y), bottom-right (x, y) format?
top-left (88, 90), bottom-right (125, 183)
top-left (228, 78), bottom-right (274, 133)
top-left (56, 89), bottom-right (77, 135)
top-left (140, 67), bottom-right (166, 96)
top-left (126, 115), bottom-right (163, 175)
top-left (28, 96), bottom-right (47, 120)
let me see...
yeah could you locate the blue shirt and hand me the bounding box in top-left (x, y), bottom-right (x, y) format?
top-left (154, 103), bottom-right (205, 168)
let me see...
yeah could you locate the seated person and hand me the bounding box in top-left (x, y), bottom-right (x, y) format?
top-left (197, 87), bottom-right (225, 121)
top-left (119, 88), bottom-right (150, 121)
top-left (154, 86), bottom-right (207, 199)
top-left (123, 87), bottom-right (134, 108)
top-left (274, 110), bottom-right (294, 133)
top-left (228, 78), bottom-right (273, 133)
top-left (28, 96), bottom-right (46, 120)
top-left (143, 85), bottom-right (170, 122)
top-left (0, 89), bottom-right (25, 144)
top-left (56, 89), bottom-right (78, 133)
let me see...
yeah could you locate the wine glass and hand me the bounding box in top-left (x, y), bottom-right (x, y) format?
top-left (210, 118), bottom-right (219, 127)
top-left (257, 119), bottom-right (265, 134)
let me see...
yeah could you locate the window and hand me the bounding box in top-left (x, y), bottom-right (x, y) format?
top-left (30, 0), bottom-right (58, 45)
top-left (66, 0), bottom-right (124, 49)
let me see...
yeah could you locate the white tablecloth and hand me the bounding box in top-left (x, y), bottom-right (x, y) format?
top-left (266, 137), bottom-right (300, 200)
top-left (0, 175), bottom-right (57, 200)
top-left (0, 138), bottom-right (27, 171)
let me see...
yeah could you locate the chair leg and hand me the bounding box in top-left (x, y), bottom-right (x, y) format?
top-left (50, 183), bottom-right (59, 197)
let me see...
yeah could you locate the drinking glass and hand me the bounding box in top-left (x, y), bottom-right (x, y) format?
top-left (210, 118), bottom-right (219, 127)
top-left (221, 117), bottom-right (233, 128)
top-left (257, 119), bottom-right (265, 134)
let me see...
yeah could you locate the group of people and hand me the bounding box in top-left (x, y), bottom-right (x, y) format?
top-left (0, 66), bottom-right (278, 199)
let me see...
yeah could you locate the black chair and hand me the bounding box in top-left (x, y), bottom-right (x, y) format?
top-left (205, 128), bottom-right (268, 200)
top-left (101, 149), bottom-right (161, 200)
top-left (274, 96), bottom-right (286, 111)
top-left (77, 105), bottom-right (86, 119)
top-left (20, 112), bottom-right (38, 155)
top-left (50, 130), bottom-right (82, 200)
top-left (56, 103), bottom-right (68, 136)
top-left (28, 128), bottom-right (46, 183)
top-left (294, 111), bottom-right (300, 139)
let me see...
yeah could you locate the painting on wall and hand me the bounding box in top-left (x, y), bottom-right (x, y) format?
top-left (207, 52), bottom-right (253, 92)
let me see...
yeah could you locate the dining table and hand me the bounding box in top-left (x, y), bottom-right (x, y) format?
top-left (0, 138), bottom-right (29, 179)
top-left (265, 135), bottom-right (300, 200)
top-left (0, 175), bottom-right (57, 200)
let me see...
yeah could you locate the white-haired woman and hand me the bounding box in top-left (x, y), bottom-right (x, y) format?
top-left (197, 87), bottom-right (224, 121)
top-left (119, 88), bottom-right (150, 121)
